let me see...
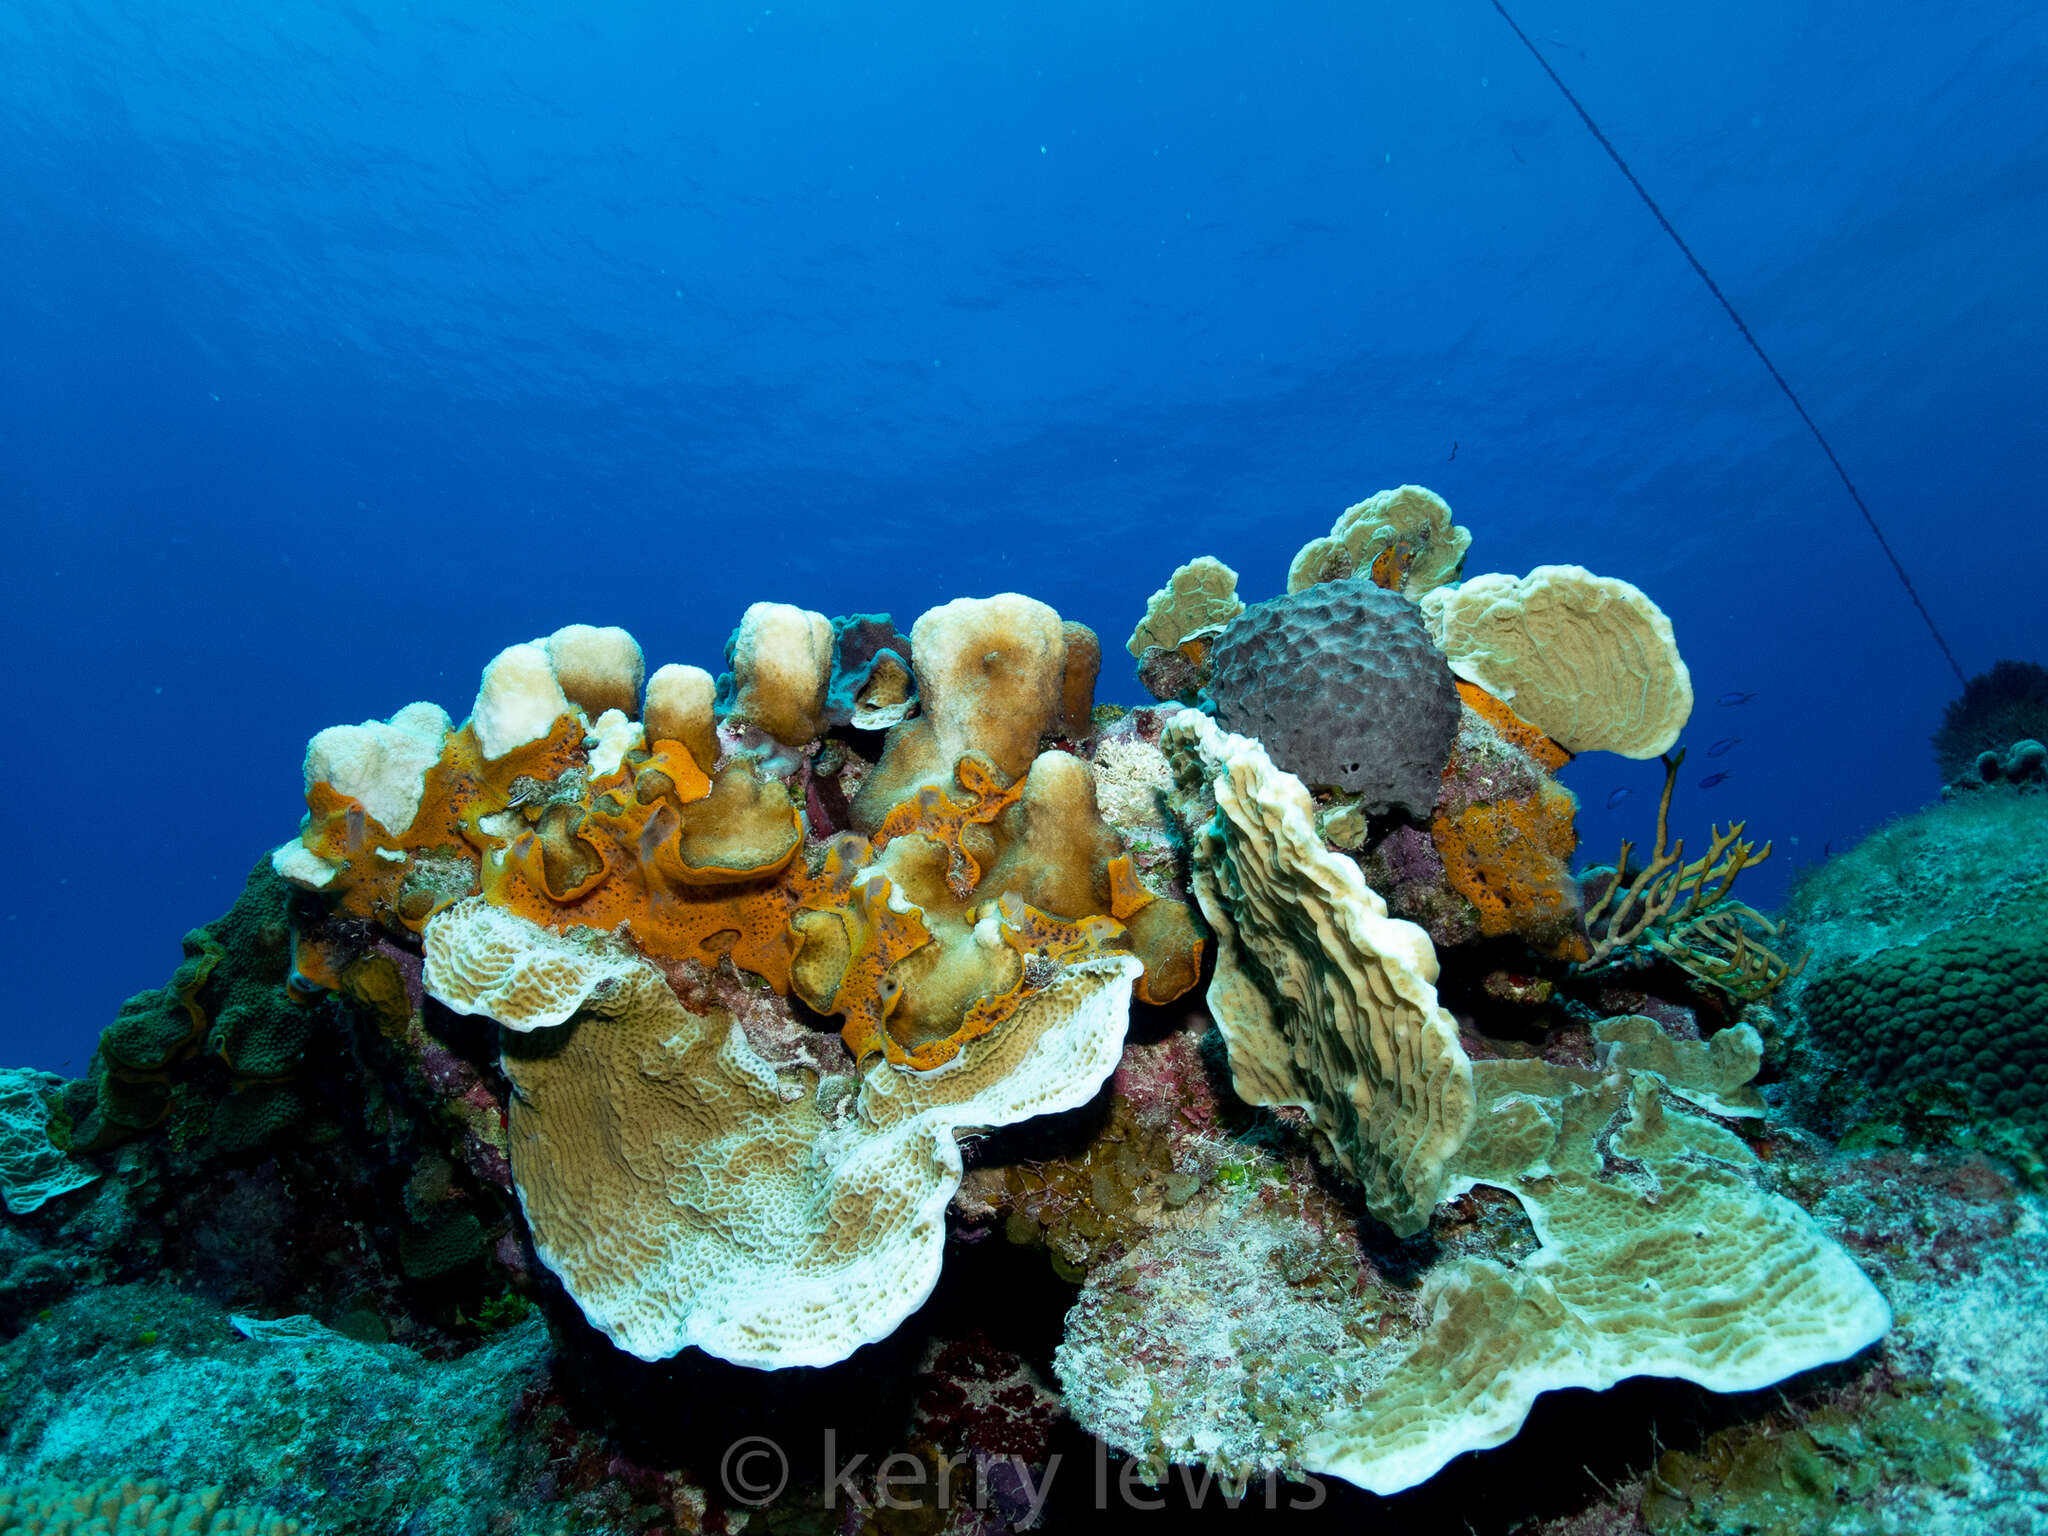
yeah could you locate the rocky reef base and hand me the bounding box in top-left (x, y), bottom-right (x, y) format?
top-left (1, 789), bottom-right (2044, 1535)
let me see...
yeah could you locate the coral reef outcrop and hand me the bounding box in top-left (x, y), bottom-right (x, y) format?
top-left (261, 594), bottom-right (1199, 1366)
top-left (27, 482), bottom-right (2034, 1535)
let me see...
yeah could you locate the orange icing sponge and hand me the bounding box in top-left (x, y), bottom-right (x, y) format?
top-left (1432, 777), bottom-right (1587, 961)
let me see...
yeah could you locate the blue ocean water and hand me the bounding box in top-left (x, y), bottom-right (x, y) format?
top-left (1, 0), bottom-right (2042, 1073)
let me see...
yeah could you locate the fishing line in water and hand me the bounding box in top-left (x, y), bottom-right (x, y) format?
top-left (1488, 0), bottom-right (1969, 687)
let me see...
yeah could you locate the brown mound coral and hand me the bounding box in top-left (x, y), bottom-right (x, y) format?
top-left (278, 602), bottom-right (1201, 1074)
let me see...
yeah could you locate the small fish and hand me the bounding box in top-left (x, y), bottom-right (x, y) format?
top-left (1698, 771), bottom-right (1733, 789)
top-left (1605, 787), bottom-right (1631, 810)
top-left (1448, 440), bottom-right (1459, 461)
top-left (1706, 736), bottom-right (1742, 758)
top-left (1717, 691), bottom-right (1759, 706)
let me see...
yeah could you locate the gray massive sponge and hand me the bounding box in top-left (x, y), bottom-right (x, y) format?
top-left (1205, 578), bottom-right (1460, 817)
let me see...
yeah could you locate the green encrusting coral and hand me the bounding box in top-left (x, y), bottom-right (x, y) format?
top-left (1804, 909), bottom-right (2048, 1143)
top-left (0, 1477), bottom-right (304, 1533)
top-left (1781, 782), bottom-right (2048, 1150)
top-left (1642, 1373), bottom-right (2004, 1536)
top-left (62, 861), bottom-right (316, 1155)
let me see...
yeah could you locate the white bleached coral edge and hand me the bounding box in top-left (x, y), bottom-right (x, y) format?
top-left (502, 951), bottom-right (1141, 1368)
top-left (302, 701), bottom-right (451, 835)
top-left (423, 897), bottom-right (641, 1032)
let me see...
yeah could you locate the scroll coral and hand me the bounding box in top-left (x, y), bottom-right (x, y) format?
top-left (502, 952), bottom-right (1141, 1366)
top-left (1163, 710), bottom-right (1475, 1236)
top-left (1421, 565), bottom-right (1693, 758)
top-left (1286, 484), bottom-right (1471, 600)
top-left (1295, 1031), bottom-right (1890, 1493)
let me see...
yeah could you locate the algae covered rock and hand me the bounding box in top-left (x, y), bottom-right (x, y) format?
top-left (0, 1283), bottom-right (553, 1536)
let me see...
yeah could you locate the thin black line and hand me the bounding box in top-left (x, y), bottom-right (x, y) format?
top-left (1490, 0), bottom-right (1968, 686)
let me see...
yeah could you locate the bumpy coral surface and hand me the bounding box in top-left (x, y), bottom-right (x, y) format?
top-left (0, 1480), bottom-right (302, 1534)
top-left (1205, 578), bottom-right (1461, 817)
top-left (72, 861), bottom-right (309, 1154)
top-left (1804, 909), bottom-right (2048, 1142)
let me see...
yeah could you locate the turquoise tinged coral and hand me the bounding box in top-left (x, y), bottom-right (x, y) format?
top-left (0, 1071), bottom-right (98, 1217)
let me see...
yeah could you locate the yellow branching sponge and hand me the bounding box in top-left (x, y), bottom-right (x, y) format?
top-left (502, 952), bottom-right (1140, 1367)
top-left (1163, 710), bottom-right (1476, 1237)
top-left (1420, 564), bottom-right (1694, 758)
